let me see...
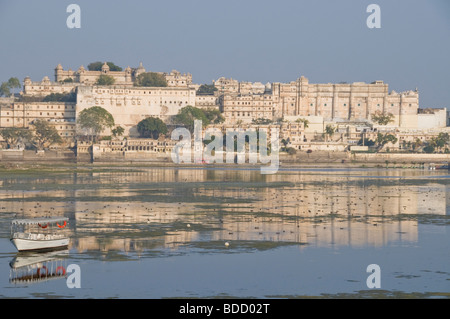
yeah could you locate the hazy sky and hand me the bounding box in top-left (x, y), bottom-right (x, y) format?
top-left (0, 0), bottom-right (449, 109)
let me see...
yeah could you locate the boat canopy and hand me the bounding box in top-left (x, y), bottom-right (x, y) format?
top-left (11, 216), bottom-right (69, 226)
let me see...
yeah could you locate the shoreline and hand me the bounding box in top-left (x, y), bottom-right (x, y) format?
top-left (1, 150), bottom-right (449, 171)
top-left (0, 158), bottom-right (447, 172)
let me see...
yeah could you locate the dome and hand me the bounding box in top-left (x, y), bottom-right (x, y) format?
top-left (101, 62), bottom-right (110, 72)
top-left (55, 64), bottom-right (63, 70)
top-left (78, 65), bottom-right (85, 72)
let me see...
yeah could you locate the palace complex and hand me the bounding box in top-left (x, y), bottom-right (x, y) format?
top-left (0, 62), bottom-right (448, 153)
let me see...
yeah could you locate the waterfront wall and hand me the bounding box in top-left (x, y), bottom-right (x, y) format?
top-left (350, 152), bottom-right (450, 163)
top-left (0, 149), bottom-right (76, 162)
top-left (1, 148), bottom-right (449, 166)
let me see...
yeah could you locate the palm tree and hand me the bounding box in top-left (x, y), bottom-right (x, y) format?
top-left (325, 125), bottom-right (336, 142)
top-left (295, 118), bottom-right (309, 129)
top-left (412, 138), bottom-right (422, 152)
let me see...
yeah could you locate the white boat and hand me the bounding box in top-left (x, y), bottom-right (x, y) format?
top-left (10, 217), bottom-right (70, 252)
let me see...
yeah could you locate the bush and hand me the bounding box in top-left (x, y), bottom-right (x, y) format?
top-left (197, 84), bottom-right (217, 95)
top-left (423, 145), bottom-right (435, 154)
top-left (287, 147), bottom-right (297, 155)
top-left (137, 117), bottom-right (168, 139)
top-left (134, 72), bottom-right (167, 87)
top-left (96, 74), bottom-right (115, 85)
top-left (42, 92), bottom-right (76, 102)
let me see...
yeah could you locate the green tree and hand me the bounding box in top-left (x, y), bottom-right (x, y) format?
top-left (325, 124), bottom-right (336, 141)
top-left (135, 72), bottom-right (167, 87)
top-left (137, 117), bottom-right (168, 139)
top-left (31, 120), bottom-right (63, 150)
top-left (111, 126), bottom-right (125, 138)
top-left (7, 77), bottom-right (21, 95)
top-left (412, 138), bottom-right (423, 151)
top-left (281, 138), bottom-right (289, 151)
top-left (431, 132), bottom-right (449, 152)
top-left (174, 105), bottom-right (209, 132)
top-left (203, 108), bottom-right (224, 125)
top-left (0, 82), bottom-right (11, 97)
top-left (197, 84), bottom-right (218, 95)
top-left (0, 77), bottom-right (21, 97)
top-left (287, 147), bottom-right (297, 155)
top-left (375, 133), bottom-right (398, 150)
top-left (295, 118), bottom-right (309, 128)
top-left (371, 111), bottom-right (395, 125)
top-left (96, 74), bottom-right (115, 85)
top-left (87, 61), bottom-right (122, 71)
top-left (77, 106), bottom-right (115, 140)
top-left (43, 92), bottom-right (76, 102)
top-left (423, 145), bottom-right (435, 154)
top-left (251, 118), bottom-right (272, 125)
top-left (0, 127), bottom-right (32, 149)
top-left (357, 137), bottom-right (375, 147)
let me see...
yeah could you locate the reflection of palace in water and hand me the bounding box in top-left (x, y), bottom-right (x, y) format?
top-left (1, 168), bottom-right (448, 253)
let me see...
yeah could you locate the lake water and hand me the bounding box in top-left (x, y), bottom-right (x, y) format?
top-left (0, 165), bottom-right (449, 298)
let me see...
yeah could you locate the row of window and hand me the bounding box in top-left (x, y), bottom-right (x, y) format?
top-left (300, 102), bottom-right (415, 107)
top-left (95, 89), bottom-right (191, 95)
top-left (229, 102), bottom-right (272, 106)
top-left (1, 119), bottom-right (73, 124)
top-left (13, 105), bottom-right (75, 110)
top-left (94, 100), bottom-right (190, 106)
top-left (230, 112), bottom-right (271, 117)
top-left (228, 107), bottom-right (271, 111)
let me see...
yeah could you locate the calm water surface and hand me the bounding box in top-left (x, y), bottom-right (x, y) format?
top-left (0, 165), bottom-right (449, 298)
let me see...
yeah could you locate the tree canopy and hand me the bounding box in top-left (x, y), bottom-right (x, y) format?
top-left (196, 84), bottom-right (218, 95)
top-left (295, 118), bottom-right (309, 128)
top-left (375, 133), bottom-right (398, 150)
top-left (0, 77), bottom-right (21, 97)
top-left (96, 74), bottom-right (115, 85)
top-left (87, 61), bottom-right (122, 71)
top-left (251, 118), bottom-right (273, 125)
top-left (134, 72), bottom-right (167, 87)
top-left (77, 106), bottom-right (115, 138)
top-left (0, 127), bottom-right (31, 149)
top-left (203, 108), bottom-right (225, 125)
top-left (137, 117), bottom-right (168, 139)
top-left (174, 106), bottom-right (210, 132)
top-left (42, 92), bottom-right (76, 102)
top-left (31, 120), bottom-right (63, 150)
top-left (423, 145), bottom-right (435, 154)
top-left (111, 126), bottom-right (125, 138)
top-left (371, 111), bottom-right (395, 126)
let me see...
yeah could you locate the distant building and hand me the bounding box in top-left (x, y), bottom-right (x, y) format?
top-left (54, 62), bottom-right (191, 88)
top-left (222, 94), bottom-right (274, 124)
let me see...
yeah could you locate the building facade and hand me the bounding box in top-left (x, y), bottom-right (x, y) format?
top-left (271, 76), bottom-right (419, 126)
top-left (76, 85), bottom-right (196, 136)
top-left (222, 94), bottom-right (274, 124)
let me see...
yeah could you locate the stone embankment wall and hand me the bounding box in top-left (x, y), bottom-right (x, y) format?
top-left (350, 152), bottom-right (450, 164)
top-left (0, 150), bottom-right (76, 162)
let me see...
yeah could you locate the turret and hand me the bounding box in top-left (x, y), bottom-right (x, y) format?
top-left (101, 62), bottom-right (110, 73)
top-left (55, 64), bottom-right (63, 82)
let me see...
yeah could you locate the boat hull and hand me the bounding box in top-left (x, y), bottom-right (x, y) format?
top-left (10, 238), bottom-right (69, 252)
